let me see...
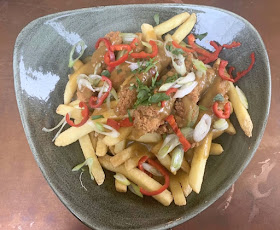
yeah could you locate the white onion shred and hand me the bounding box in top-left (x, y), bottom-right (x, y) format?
top-left (77, 74), bottom-right (102, 92)
top-left (213, 119), bottom-right (229, 131)
top-left (193, 114), bottom-right (212, 142)
top-left (87, 121), bottom-right (120, 138)
top-left (42, 116), bottom-right (67, 142)
top-left (172, 54), bottom-right (187, 76)
top-left (142, 163), bottom-right (162, 177)
top-left (174, 81), bottom-right (198, 98)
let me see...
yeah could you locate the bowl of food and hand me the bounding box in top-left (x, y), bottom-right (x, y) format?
top-left (13, 4), bottom-right (270, 229)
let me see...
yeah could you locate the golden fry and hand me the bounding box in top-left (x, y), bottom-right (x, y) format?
top-left (210, 143), bottom-right (224, 155)
top-left (56, 104), bottom-right (82, 120)
top-left (225, 119), bottom-right (236, 135)
top-left (78, 135), bottom-right (105, 185)
top-left (89, 132), bottom-right (98, 150)
top-left (102, 127), bottom-right (133, 146)
top-left (189, 133), bottom-right (212, 193)
top-left (115, 179), bottom-right (127, 193)
top-left (141, 23), bottom-right (157, 42)
top-left (114, 140), bottom-right (126, 154)
top-left (99, 155), bottom-right (173, 206)
top-left (228, 82), bottom-right (253, 137)
top-left (73, 60), bottom-right (84, 72)
top-left (96, 137), bottom-right (108, 156)
top-left (128, 133), bottom-right (162, 143)
top-left (177, 170), bottom-right (192, 197)
top-left (110, 143), bottom-right (144, 168)
top-left (154, 12), bottom-right (190, 36)
top-left (125, 151), bottom-right (152, 171)
top-left (170, 175), bottom-right (186, 206)
top-left (172, 13), bottom-right (196, 43)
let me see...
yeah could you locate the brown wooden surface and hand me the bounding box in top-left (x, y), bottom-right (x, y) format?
top-left (1, 0), bottom-right (279, 229)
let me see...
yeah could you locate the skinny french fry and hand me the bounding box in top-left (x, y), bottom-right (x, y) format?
top-left (125, 151), bottom-right (152, 171)
top-left (210, 143), bottom-right (224, 155)
top-left (89, 132), bottom-right (98, 150)
top-left (172, 13), bottom-right (196, 43)
top-left (78, 135), bottom-right (105, 185)
top-left (56, 104), bottom-right (82, 120)
top-left (83, 56), bottom-right (92, 64)
top-left (73, 60), bottom-right (84, 71)
top-left (225, 119), bottom-right (236, 135)
top-left (141, 23), bottom-right (157, 42)
top-left (99, 155), bottom-right (173, 206)
top-left (128, 133), bottom-right (162, 143)
top-left (228, 82), bottom-right (253, 137)
top-left (115, 179), bottom-right (127, 193)
top-left (109, 146), bottom-right (116, 155)
top-left (102, 127), bottom-right (133, 146)
top-left (96, 137), bottom-right (108, 156)
top-left (170, 175), bottom-right (186, 206)
top-left (55, 118), bottom-right (107, 147)
top-left (189, 132), bottom-right (212, 193)
top-left (181, 159), bottom-right (190, 174)
top-left (69, 99), bottom-right (81, 107)
top-left (212, 129), bottom-right (224, 140)
top-left (154, 12), bottom-right (190, 36)
top-left (110, 143), bottom-right (144, 168)
top-left (114, 140), bottom-right (126, 154)
top-left (177, 170), bottom-right (192, 197)
top-left (185, 149), bottom-right (194, 163)
top-left (151, 141), bottom-right (175, 175)
top-left (64, 62), bottom-right (94, 104)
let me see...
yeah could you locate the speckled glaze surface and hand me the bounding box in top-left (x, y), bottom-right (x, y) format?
top-left (13, 4), bottom-right (270, 230)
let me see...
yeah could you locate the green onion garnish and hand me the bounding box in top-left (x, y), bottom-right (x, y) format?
top-left (101, 70), bottom-right (110, 78)
top-left (127, 109), bottom-right (132, 122)
top-left (91, 115), bottom-right (104, 120)
top-left (68, 40), bottom-right (86, 68)
top-left (95, 122), bottom-right (104, 132)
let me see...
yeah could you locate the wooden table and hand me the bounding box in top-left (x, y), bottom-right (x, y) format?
top-left (1, 0), bottom-right (279, 229)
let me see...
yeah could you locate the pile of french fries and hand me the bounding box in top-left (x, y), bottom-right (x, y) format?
top-left (52, 11), bottom-right (253, 207)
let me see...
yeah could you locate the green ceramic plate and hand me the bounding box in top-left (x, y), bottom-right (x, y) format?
top-left (13, 4), bottom-right (270, 229)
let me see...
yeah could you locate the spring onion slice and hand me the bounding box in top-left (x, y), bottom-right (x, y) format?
top-left (42, 116), bottom-right (67, 142)
top-left (174, 81), bottom-right (198, 98)
top-left (180, 127), bottom-right (194, 141)
top-left (236, 86), bottom-right (248, 109)
top-left (193, 114), bottom-right (212, 142)
top-left (192, 59), bottom-right (207, 76)
top-left (158, 134), bottom-right (180, 159)
top-left (110, 88), bottom-right (118, 101)
top-left (142, 163), bottom-right (162, 177)
top-left (72, 157), bottom-right (95, 181)
top-left (170, 145), bottom-right (184, 173)
top-left (213, 119), bottom-right (229, 131)
top-left (120, 33), bottom-right (138, 43)
top-left (114, 173), bottom-right (131, 186)
top-left (128, 182), bottom-right (143, 198)
top-left (172, 54), bottom-right (187, 76)
top-left (87, 121), bottom-right (120, 138)
top-left (68, 40), bottom-right (86, 68)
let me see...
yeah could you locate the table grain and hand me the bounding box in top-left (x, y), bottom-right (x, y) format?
top-left (1, 0), bottom-right (279, 229)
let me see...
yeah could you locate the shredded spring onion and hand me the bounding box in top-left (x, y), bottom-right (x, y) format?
top-left (172, 54), bottom-right (187, 76)
top-left (236, 86), bottom-right (248, 109)
top-left (170, 145), bottom-right (184, 173)
top-left (120, 33), bottom-right (138, 43)
top-left (68, 40), bottom-right (86, 68)
top-left (128, 182), bottom-right (143, 198)
top-left (180, 127), bottom-right (194, 141)
top-left (42, 116), bottom-right (67, 142)
top-left (213, 119), bottom-right (229, 131)
top-left (192, 59), bottom-right (207, 76)
top-left (142, 163), bottom-right (162, 176)
top-left (193, 114), bottom-right (212, 142)
top-left (87, 121), bottom-right (120, 138)
top-left (72, 157), bottom-right (94, 181)
top-left (158, 134), bottom-right (180, 159)
top-left (114, 173), bottom-right (131, 186)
